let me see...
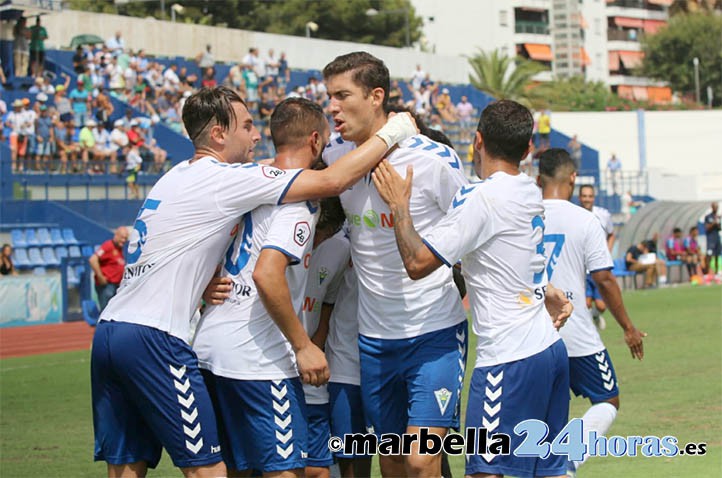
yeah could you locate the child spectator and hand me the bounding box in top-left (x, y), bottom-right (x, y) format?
top-left (125, 144), bottom-right (142, 199)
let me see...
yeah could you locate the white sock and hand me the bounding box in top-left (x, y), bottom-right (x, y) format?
top-left (575, 402), bottom-right (618, 468)
top-left (660, 275), bottom-right (667, 284)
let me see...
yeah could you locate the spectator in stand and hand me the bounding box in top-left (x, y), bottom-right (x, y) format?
top-left (567, 134), bottom-right (582, 170)
top-left (196, 44), bottom-right (214, 69)
top-left (226, 62), bottom-right (244, 96)
top-left (6, 100), bottom-right (26, 171)
top-left (91, 120), bottom-right (118, 173)
top-left (684, 226), bottom-right (704, 278)
top-left (278, 51), bottom-right (290, 90)
top-left (78, 119), bottom-right (96, 173)
top-left (34, 104), bottom-right (54, 171)
top-left (89, 226), bottom-right (129, 310)
top-left (704, 202), bottom-right (721, 276)
top-left (39, 74), bottom-right (59, 95)
top-left (435, 88), bottom-right (456, 122)
top-left (72, 45), bottom-right (86, 73)
top-left (20, 98), bottom-right (36, 169)
top-left (69, 78), bottom-right (92, 126)
top-left (12, 17), bottom-right (30, 77)
top-left (625, 240), bottom-right (661, 289)
top-left (537, 109), bottom-right (551, 149)
top-left (1, 244), bottom-right (18, 276)
top-left (388, 79), bottom-right (404, 107)
top-left (410, 64), bottom-right (425, 91)
top-left (135, 49), bottom-right (149, 73)
top-left (163, 63), bottom-right (181, 91)
top-left (178, 66), bottom-right (198, 90)
top-left (665, 228), bottom-right (686, 261)
top-left (125, 142), bottom-right (143, 199)
top-left (263, 48), bottom-right (280, 93)
top-left (109, 118), bottom-right (129, 154)
top-left (455, 95), bottom-right (474, 142)
top-left (607, 153), bottom-right (622, 194)
top-left (307, 76), bottom-right (327, 105)
top-left (242, 64), bottom-right (259, 109)
top-left (29, 16), bottom-right (48, 77)
top-left (201, 66), bottom-right (217, 89)
top-left (106, 31), bottom-right (125, 54)
top-left (54, 117), bottom-right (80, 173)
top-left (95, 87), bottom-right (115, 130)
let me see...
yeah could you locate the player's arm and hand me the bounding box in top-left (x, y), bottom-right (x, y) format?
top-left (310, 303), bottom-right (333, 350)
top-left (592, 269), bottom-right (646, 360)
top-left (372, 161), bottom-right (443, 279)
top-left (281, 113), bottom-right (417, 203)
top-left (253, 248), bottom-right (329, 386)
top-left (88, 253), bottom-right (107, 286)
top-left (607, 233), bottom-right (615, 252)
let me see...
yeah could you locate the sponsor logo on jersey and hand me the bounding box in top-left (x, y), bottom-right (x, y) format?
top-left (346, 210), bottom-right (394, 229)
top-left (294, 222), bottom-right (311, 246)
top-left (434, 388), bottom-right (452, 415)
top-left (318, 266), bottom-right (328, 285)
top-left (262, 165), bottom-right (286, 179)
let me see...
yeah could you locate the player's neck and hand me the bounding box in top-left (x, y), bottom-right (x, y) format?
top-left (355, 113), bottom-right (388, 145)
top-left (313, 228), bottom-right (334, 249)
top-left (191, 147), bottom-right (224, 164)
top-left (542, 185), bottom-right (572, 201)
top-left (274, 148), bottom-right (312, 170)
top-left (481, 156), bottom-right (520, 179)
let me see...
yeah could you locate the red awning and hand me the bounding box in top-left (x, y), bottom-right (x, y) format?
top-left (614, 17), bottom-right (644, 29)
top-left (581, 48), bottom-right (591, 66)
top-left (633, 86), bottom-right (649, 101)
top-left (617, 85), bottom-right (634, 100)
top-left (618, 51), bottom-right (644, 69)
top-left (609, 52), bottom-right (620, 71)
top-left (643, 19), bottom-right (667, 34)
top-left (648, 0), bottom-right (673, 6)
top-left (524, 43), bottom-right (553, 62)
top-left (647, 86), bottom-right (672, 104)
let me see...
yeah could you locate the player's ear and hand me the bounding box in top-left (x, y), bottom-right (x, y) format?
top-left (474, 131), bottom-right (483, 152)
top-left (371, 87), bottom-right (385, 108)
top-left (209, 124), bottom-right (224, 145)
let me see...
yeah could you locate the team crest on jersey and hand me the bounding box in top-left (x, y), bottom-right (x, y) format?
top-left (434, 387), bottom-right (452, 415)
top-left (294, 222), bottom-right (311, 246)
top-left (262, 165), bottom-right (286, 179)
top-left (318, 266), bottom-right (328, 285)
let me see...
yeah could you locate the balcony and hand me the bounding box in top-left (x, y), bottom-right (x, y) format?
top-left (607, 29), bottom-right (642, 42)
top-left (515, 21), bottom-right (550, 35)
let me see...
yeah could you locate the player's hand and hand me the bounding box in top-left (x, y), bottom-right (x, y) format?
top-left (296, 342), bottom-right (330, 387)
top-left (545, 283), bottom-right (572, 330)
top-left (372, 160), bottom-right (413, 211)
top-left (96, 274), bottom-right (108, 286)
top-left (624, 327), bottom-right (647, 360)
top-left (202, 276), bottom-right (232, 305)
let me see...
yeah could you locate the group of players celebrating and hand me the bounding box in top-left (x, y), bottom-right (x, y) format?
top-left (90, 52), bottom-right (645, 478)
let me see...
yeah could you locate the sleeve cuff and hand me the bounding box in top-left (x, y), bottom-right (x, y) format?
top-left (261, 245), bottom-right (301, 265)
top-left (277, 169), bottom-right (304, 205)
top-left (422, 238), bottom-right (452, 268)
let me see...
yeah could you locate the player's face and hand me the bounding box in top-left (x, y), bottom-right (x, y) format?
top-left (226, 102), bottom-right (261, 164)
top-left (326, 71), bottom-right (379, 144)
top-left (579, 188), bottom-right (595, 210)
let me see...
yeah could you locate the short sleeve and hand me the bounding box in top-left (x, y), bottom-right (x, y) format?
top-left (585, 218), bottom-right (614, 273)
top-left (422, 185), bottom-right (495, 267)
top-left (261, 202), bottom-right (316, 264)
top-left (431, 148), bottom-right (469, 211)
top-left (215, 164), bottom-right (303, 217)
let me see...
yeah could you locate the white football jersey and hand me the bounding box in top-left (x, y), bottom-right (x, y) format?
top-left (543, 200), bottom-right (614, 357)
top-left (326, 261), bottom-right (360, 386)
top-left (301, 231), bottom-right (350, 404)
top-left (592, 205), bottom-right (614, 237)
top-left (193, 201), bottom-right (318, 380)
top-left (423, 172), bottom-right (560, 367)
top-left (323, 135), bottom-right (467, 339)
top-left (100, 157), bottom-right (302, 341)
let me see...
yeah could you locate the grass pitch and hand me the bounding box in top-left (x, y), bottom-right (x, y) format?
top-left (1, 285), bottom-right (720, 477)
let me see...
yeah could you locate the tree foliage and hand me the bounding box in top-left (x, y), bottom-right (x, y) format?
top-left (533, 76), bottom-right (634, 111)
top-left (467, 49), bottom-right (547, 108)
top-left (66, 0), bottom-right (423, 48)
top-left (640, 12), bottom-right (722, 105)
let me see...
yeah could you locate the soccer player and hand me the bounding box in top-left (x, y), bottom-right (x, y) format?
top-left (704, 202), bottom-right (721, 277)
top-left (90, 87), bottom-right (417, 478)
top-left (578, 184), bottom-right (616, 329)
top-left (372, 99), bottom-right (572, 478)
top-left (537, 148), bottom-right (646, 476)
top-left (193, 98), bottom-right (337, 475)
top-left (322, 52), bottom-right (469, 476)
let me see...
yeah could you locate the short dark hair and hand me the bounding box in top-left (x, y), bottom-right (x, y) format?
top-left (689, 226), bottom-right (697, 234)
top-left (673, 227), bottom-right (682, 234)
top-left (539, 148), bottom-right (576, 187)
top-left (384, 104), bottom-right (454, 148)
top-left (317, 197), bottom-right (346, 236)
top-left (579, 184), bottom-right (595, 195)
top-left (477, 100), bottom-right (533, 164)
top-left (270, 98), bottom-right (328, 149)
top-left (323, 52), bottom-right (390, 107)
top-left (182, 86), bottom-right (246, 147)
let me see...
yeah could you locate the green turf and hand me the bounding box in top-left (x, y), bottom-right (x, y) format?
top-left (1, 285), bottom-right (720, 477)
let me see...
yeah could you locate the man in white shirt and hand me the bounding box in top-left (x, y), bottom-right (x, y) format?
top-left (323, 52), bottom-right (468, 476)
top-left (538, 148), bottom-right (645, 477)
top-left (90, 86), bottom-right (417, 478)
top-left (91, 121), bottom-right (118, 174)
top-left (372, 100), bottom-right (572, 478)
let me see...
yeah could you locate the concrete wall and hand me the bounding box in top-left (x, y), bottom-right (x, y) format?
top-left (551, 110), bottom-right (722, 200)
top-left (29, 10), bottom-right (471, 83)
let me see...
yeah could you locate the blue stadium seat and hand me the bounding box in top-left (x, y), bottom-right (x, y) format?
top-left (41, 247), bottom-right (61, 267)
top-left (27, 247), bottom-right (44, 267)
top-left (82, 300), bottom-right (100, 326)
top-left (67, 265), bottom-right (80, 287)
top-left (33, 266), bottom-right (47, 275)
top-left (69, 245), bottom-right (82, 258)
top-left (658, 251), bottom-right (684, 283)
top-left (10, 229), bottom-right (27, 248)
top-left (50, 228), bottom-right (65, 245)
top-left (55, 246), bottom-right (69, 261)
top-left (80, 245), bottom-right (94, 257)
top-left (62, 228), bottom-right (79, 245)
top-left (37, 228), bottom-right (53, 246)
top-left (12, 248), bottom-right (31, 269)
top-left (25, 229), bottom-right (40, 247)
top-left (612, 257), bottom-right (637, 290)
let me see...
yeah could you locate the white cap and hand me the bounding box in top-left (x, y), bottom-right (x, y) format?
top-left (129, 119), bottom-right (139, 126)
top-left (86, 119), bottom-right (97, 127)
top-left (36, 92), bottom-right (49, 102)
top-left (114, 119), bottom-right (125, 127)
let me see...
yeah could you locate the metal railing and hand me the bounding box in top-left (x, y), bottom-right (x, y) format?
top-left (515, 21), bottom-right (551, 35)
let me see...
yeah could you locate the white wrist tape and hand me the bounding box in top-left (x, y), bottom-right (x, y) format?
top-left (375, 113), bottom-right (417, 148)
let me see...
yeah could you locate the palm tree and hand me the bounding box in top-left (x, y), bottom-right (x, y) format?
top-left (467, 49), bottom-right (548, 107)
